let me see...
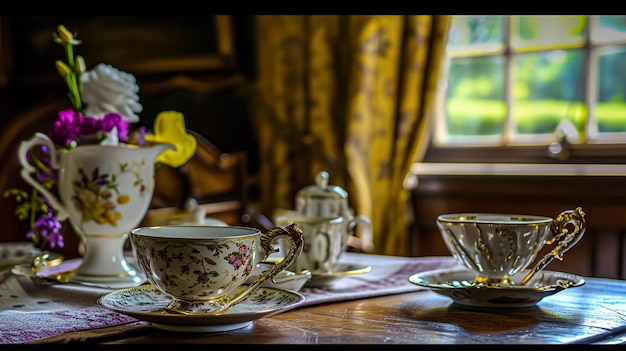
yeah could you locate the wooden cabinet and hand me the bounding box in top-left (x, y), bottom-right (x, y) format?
top-left (410, 170), bottom-right (626, 279)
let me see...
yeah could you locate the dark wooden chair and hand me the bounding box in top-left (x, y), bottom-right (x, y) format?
top-left (141, 130), bottom-right (272, 231)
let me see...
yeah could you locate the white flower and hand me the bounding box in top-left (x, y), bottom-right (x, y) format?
top-left (80, 63), bottom-right (143, 123)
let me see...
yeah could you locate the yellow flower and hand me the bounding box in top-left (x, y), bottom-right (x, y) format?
top-left (55, 60), bottom-right (71, 77)
top-left (52, 24), bottom-right (81, 45)
top-left (117, 195), bottom-right (130, 205)
top-left (75, 55), bottom-right (86, 74)
top-left (144, 111), bottom-right (197, 168)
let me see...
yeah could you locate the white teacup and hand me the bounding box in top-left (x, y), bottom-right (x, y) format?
top-left (130, 224), bottom-right (304, 315)
top-left (437, 208), bottom-right (586, 286)
top-left (275, 214), bottom-right (345, 274)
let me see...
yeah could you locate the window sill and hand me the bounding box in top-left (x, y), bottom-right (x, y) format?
top-left (409, 162), bottom-right (626, 177)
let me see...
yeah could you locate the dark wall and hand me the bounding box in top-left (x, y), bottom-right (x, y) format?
top-left (0, 15), bottom-right (259, 174)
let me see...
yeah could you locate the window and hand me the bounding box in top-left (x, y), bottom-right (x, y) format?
top-left (430, 15), bottom-right (626, 163)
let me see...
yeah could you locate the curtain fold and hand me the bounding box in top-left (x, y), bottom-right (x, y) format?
top-left (252, 15), bottom-right (450, 256)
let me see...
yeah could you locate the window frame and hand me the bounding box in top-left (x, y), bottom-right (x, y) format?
top-left (425, 15), bottom-right (626, 166)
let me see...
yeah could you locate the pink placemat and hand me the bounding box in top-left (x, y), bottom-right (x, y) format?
top-left (0, 253), bottom-right (459, 344)
top-left (298, 252), bottom-right (459, 306)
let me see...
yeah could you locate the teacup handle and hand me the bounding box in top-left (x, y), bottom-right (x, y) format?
top-left (17, 132), bottom-right (69, 221)
top-left (216, 223), bottom-right (304, 312)
top-left (520, 207), bottom-right (586, 285)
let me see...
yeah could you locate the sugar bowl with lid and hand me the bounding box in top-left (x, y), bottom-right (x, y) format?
top-left (295, 171), bottom-right (373, 253)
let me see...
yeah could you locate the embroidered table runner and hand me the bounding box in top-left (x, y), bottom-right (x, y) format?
top-left (0, 252), bottom-right (459, 344)
top-left (298, 253), bottom-right (458, 306)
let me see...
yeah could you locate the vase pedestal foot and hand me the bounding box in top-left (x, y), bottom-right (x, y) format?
top-left (69, 234), bottom-right (146, 289)
top-left (68, 269), bottom-right (145, 289)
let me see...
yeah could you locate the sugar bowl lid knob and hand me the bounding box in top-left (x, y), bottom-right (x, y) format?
top-left (315, 171), bottom-right (329, 189)
top-left (295, 171), bottom-right (349, 217)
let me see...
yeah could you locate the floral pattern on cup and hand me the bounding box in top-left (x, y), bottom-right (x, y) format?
top-left (134, 238), bottom-right (259, 300)
top-left (226, 242), bottom-right (253, 273)
top-left (130, 224), bottom-right (305, 315)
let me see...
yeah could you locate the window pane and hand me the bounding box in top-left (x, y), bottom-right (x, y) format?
top-left (591, 16), bottom-right (626, 44)
top-left (512, 49), bottom-right (586, 137)
top-left (447, 15), bottom-right (504, 56)
top-left (443, 56), bottom-right (505, 142)
top-left (437, 15), bottom-right (626, 149)
top-left (596, 46), bottom-right (626, 133)
top-left (511, 15), bottom-right (586, 51)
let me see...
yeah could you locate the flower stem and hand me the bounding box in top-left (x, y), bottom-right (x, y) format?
top-left (28, 187), bottom-right (41, 245)
top-left (64, 44), bottom-right (82, 111)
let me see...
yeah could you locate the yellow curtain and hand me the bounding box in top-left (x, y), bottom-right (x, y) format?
top-left (252, 15), bottom-right (450, 256)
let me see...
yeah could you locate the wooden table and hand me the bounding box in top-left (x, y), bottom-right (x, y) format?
top-left (94, 275), bottom-right (626, 344)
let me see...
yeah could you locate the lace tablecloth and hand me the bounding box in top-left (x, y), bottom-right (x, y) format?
top-left (0, 252), bottom-right (459, 344)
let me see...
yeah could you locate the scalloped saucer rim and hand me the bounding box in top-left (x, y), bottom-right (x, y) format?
top-left (408, 267), bottom-right (585, 309)
top-left (97, 284), bottom-right (305, 332)
top-left (409, 267), bottom-right (585, 290)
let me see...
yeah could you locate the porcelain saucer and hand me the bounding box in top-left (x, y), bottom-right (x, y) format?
top-left (11, 255), bottom-right (146, 289)
top-left (409, 268), bottom-right (585, 309)
top-left (98, 284), bottom-right (305, 332)
top-left (306, 263), bottom-right (372, 288)
top-left (0, 242), bottom-right (37, 268)
top-left (247, 261), bottom-right (312, 291)
top-left (13, 255), bottom-right (308, 291)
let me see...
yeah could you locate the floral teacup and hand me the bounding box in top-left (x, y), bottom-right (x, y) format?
top-left (130, 224), bottom-right (304, 315)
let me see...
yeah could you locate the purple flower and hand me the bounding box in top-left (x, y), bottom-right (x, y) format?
top-left (196, 271), bottom-right (210, 284)
top-left (47, 109), bottom-right (133, 147)
top-left (100, 113), bottom-right (130, 142)
top-left (30, 145), bottom-right (57, 183)
top-left (239, 244), bottom-right (250, 256)
top-left (79, 116), bottom-right (103, 137)
top-left (129, 126), bottom-right (147, 146)
top-left (48, 109), bottom-right (86, 146)
top-left (26, 211), bottom-right (64, 249)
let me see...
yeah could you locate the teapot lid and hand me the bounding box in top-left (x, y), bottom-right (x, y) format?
top-left (296, 171), bottom-right (348, 216)
top-left (297, 171), bottom-right (348, 200)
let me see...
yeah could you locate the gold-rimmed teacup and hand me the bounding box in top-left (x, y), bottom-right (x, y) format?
top-left (130, 223), bottom-right (304, 315)
top-left (437, 207), bottom-right (586, 286)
